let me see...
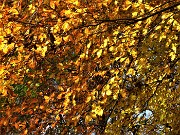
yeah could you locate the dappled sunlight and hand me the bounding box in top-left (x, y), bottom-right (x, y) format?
top-left (0, 0), bottom-right (180, 134)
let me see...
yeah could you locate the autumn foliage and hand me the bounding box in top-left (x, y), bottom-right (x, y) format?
top-left (0, 0), bottom-right (180, 134)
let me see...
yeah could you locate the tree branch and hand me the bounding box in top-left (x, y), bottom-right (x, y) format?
top-left (95, 2), bottom-right (180, 25)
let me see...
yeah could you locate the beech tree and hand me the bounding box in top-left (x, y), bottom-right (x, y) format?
top-left (0, 0), bottom-right (180, 134)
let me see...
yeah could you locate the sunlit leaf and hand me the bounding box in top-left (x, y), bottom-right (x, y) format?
top-left (28, 58), bottom-right (36, 69)
top-left (92, 105), bottom-right (103, 116)
top-left (172, 43), bottom-right (176, 53)
top-left (159, 32), bottom-right (166, 42)
top-left (161, 13), bottom-right (173, 20)
top-left (50, 1), bottom-right (56, 9)
top-left (9, 8), bottom-right (19, 15)
top-left (96, 49), bottom-right (102, 58)
top-left (0, 65), bottom-right (5, 75)
top-left (86, 96), bottom-right (91, 103)
top-left (169, 52), bottom-right (176, 61)
top-left (85, 115), bottom-right (92, 124)
top-left (123, 0), bottom-right (132, 10)
top-left (109, 46), bottom-right (115, 52)
top-left (44, 96), bottom-right (50, 103)
top-left (106, 89), bottom-right (112, 96)
top-left (55, 115), bottom-right (60, 121)
top-left (132, 12), bottom-right (138, 18)
top-left (28, 4), bottom-right (36, 13)
top-left (1, 0), bottom-right (179, 134)
top-left (127, 68), bottom-right (135, 75)
top-left (62, 22), bottom-right (70, 32)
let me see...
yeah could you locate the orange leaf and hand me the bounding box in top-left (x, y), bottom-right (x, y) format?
top-left (44, 96), bottom-right (50, 103)
top-left (15, 122), bottom-right (19, 129)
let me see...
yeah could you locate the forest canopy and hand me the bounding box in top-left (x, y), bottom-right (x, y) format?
top-left (0, 0), bottom-right (180, 134)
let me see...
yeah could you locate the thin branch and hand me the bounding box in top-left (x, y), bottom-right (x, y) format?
top-left (95, 2), bottom-right (180, 25)
top-left (132, 2), bottom-right (180, 23)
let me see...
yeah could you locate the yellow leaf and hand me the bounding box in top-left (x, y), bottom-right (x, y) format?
top-left (109, 77), bottom-right (115, 84)
top-left (86, 96), bottom-right (91, 103)
top-left (54, 37), bottom-right (62, 45)
top-left (57, 94), bottom-right (62, 99)
top-left (85, 115), bottom-right (92, 124)
top-left (75, 77), bottom-right (79, 84)
top-left (2, 44), bottom-right (8, 54)
top-left (120, 57), bottom-right (126, 62)
top-left (103, 39), bottom-right (108, 48)
top-left (0, 13), bottom-right (2, 18)
top-left (28, 4), bottom-right (36, 13)
top-left (80, 53), bottom-right (85, 59)
top-left (63, 35), bottom-right (70, 42)
top-left (123, 0), bottom-right (132, 10)
top-left (167, 18), bottom-right (174, 25)
top-left (72, 99), bottom-right (76, 106)
top-left (9, 8), bottom-right (19, 15)
top-left (145, 4), bottom-right (153, 10)
top-left (120, 89), bottom-right (128, 98)
top-left (96, 49), bottom-right (102, 58)
top-left (44, 96), bottom-right (50, 103)
top-left (109, 46), bottom-right (115, 52)
top-left (63, 98), bottom-right (70, 107)
top-left (1, 86), bottom-right (8, 96)
top-left (41, 46), bottom-right (47, 57)
top-left (56, 115), bottom-right (60, 120)
top-left (69, 0), bottom-right (80, 6)
top-left (131, 49), bottom-right (137, 58)
top-left (64, 10), bottom-right (72, 16)
top-left (132, 12), bottom-right (138, 18)
top-left (142, 29), bottom-right (148, 35)
top-left (131, 95), bottom-right (136, 100)
top-left (9, 43), bottom-right (15, 50)
top-left (13, 24), bottom-right (22, 33)
top-left (23, 129), bottom-right (28, 135)
top-left (35, 46), bottom-right (47, 57)
top-left (145, 18), bottom-right (152, 26)
top-left (173, 20), bottom-right (180, 29)
top-left (0, 65), bottom-right (5, 75)
top-left (104, 0), bottom-right (112, 5)
top-left (127, 68), bottom-right (135, 75)
top-left (177, 5), bottom-right (180, 10)
top-left (62, 22), bottom-right (70, 32)
top-left (92, 105), bottom-right (103, 116)
top-left (51, 14), bottom-right (56, 18)
top-left (106, 89), bottom-right (112, 96)
top-left (85, 28), bottom-right (90, 36)
top-left (91, 112), bottom-right (97, 119)
top-left (50, 1), bottom-right (55, 9)
top-left (169, 52), bottom-right (175, 61)
top-left (6, 28), bottom-right (11, 35)
top-left (53, 24), bottom-right (60, 33)
top-left (113, 94), bottom-right (118, 100)
top-left (172, 43), bottom-right (176, 53)
top-left (159, 73), bottom-right (166, 80)
top-left (155, 25), bottom-right (161, 30)
top-left (114, 0), bottom-right (118, 5)
top-left (159, 33), bottom-right (166, 42)
top-left (162, 13), bottom-right (173, 20)
top-left (39, 33), bottom-right (47, 42)
top-left (87, 42), bottom-right (91, 49)
top-left (104, 84), bottom-right (110, 90)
